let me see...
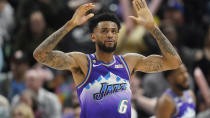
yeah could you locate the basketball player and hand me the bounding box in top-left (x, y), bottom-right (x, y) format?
top-left (155, 64), bottom-right (196, 118)
top-left (33, 0), bottom-right (182, 117)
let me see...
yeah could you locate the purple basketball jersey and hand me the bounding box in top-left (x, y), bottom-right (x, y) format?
top-left (76, 54), bottom-right (132, 118)
top-left (165, 89), bottom-right (196, 118)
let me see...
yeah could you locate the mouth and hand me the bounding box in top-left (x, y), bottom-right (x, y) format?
top-left (105, 40), bottom-right (114, 44)
top-left (183, 80), bottom-right (189, 86)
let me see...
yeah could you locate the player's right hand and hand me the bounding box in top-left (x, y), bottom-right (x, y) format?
top-left (70, 3), bottom-right (95, 27)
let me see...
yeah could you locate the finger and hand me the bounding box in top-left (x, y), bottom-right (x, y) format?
top-left (86, 13), bottom-right (94, 20)
top-left (129, 16), bottom-right (138, 21)
top-left (132, 0), bottom-right (140, 11)
top-left (82, 3), bottom-right (95, 11)
top-left (139, 0), bottom-right (145, 8)
top-left (141, 0), bottom-right (148, 8)
top-left (135, 0), bottom-right (143, 8)
top-left (78, 3), bottom-right (95, 12)
top-left (129, 16), bottom-right (144, 24)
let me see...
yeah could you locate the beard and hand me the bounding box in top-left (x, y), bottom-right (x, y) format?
top-left (97, 40), bottom-right (117, 53)
top-left (175, 83), bottom-right (189, 91)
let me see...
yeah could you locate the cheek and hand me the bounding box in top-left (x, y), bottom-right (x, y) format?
top-left (177, 76), bottom-right (186, 83)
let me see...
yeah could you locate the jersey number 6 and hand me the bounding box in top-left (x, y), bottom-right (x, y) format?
top-left (118, 99), bottom-right (128, 114)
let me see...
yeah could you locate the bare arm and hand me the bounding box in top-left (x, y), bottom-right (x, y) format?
top-left (33, 3), bottom-right (95, 70)
top-left (149, 0), bottom-right (162, 15)
top-left (155, 94), bottom-right (175, 118)
top-left (124, 0), bottom-right (181, 73)
top-left (194, 67), bottom-right (210, 106)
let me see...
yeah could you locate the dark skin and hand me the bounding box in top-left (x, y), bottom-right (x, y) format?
top-left (155, 65), bottom-right (196, 118)
top-left (33, 0), bottom-right (182, 86)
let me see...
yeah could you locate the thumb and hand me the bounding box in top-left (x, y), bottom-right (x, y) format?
top-left (129, 16), bottom-right (138, 21)
top-left (86, 13), bottom-right (94, 20)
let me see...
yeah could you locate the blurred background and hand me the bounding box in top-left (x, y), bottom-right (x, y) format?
top-left (0, 0), bottom-right (210, 118)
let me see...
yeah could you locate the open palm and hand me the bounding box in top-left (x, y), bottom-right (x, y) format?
top-left (71, 3), bottom-right (95, 26)
top-left (130, 0), bottom-right (156, 29)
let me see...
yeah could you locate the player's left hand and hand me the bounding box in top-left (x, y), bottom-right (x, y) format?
top-left (129, 0), bottom-right (156, 29)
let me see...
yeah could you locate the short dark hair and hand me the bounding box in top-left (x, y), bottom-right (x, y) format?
top-left (88, 12), bottom-right (121, 33)
top-left (163, 70), bottom-right (175, 80)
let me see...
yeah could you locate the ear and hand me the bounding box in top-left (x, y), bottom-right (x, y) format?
top-left (167, 76), bottom-right (173, 83)
top-left (90, 34), bottom-right (96, 43)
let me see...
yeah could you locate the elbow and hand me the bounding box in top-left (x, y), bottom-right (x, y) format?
top-left (33, 49), bottom-right (42, 62)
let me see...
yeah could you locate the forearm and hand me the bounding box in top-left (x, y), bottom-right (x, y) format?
top-left (33, 21), bottom-right (75, 59)
top-left (149, 0), bottom-right (162, 15)
top-left (149, 25), bottom-right (182, 66)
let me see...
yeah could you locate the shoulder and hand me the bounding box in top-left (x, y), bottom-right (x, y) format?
top-left (122, 53), bottom-right (145, 60)
top-left (157, 93), bottom-right (175, 111)
top-left (158, 93), bottom-right (174, 105)
top-left (121, 53), bottom-right (145, 66)
top-left (68, 52), bottom-right (89, 66)
top-left (68, 52), bottom-right (87, 59)
top-left (156, 93), bottom-right (175, 118)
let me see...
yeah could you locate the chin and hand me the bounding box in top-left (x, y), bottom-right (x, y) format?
top-left (176, 84), bottom-right (189, 91)
top-left (181, 86), bottom-right (190, 91)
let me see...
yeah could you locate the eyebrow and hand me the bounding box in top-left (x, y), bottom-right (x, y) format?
top-left (100, 27), bottom-right (118, 29)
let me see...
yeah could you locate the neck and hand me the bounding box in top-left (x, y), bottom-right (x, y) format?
top-left (95, 49), bottom-right (114, 63)
top-left (171, 86), bottom-right (184, 96)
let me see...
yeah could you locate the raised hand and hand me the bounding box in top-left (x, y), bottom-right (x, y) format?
top-left (129, 0), bottom-right (156, 29)
top-left (70, 3), bottom-right (95, 27)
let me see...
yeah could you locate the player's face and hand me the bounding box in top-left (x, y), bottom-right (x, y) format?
top-left (172, 65), bottom-right (190, 91)
top-left (92, 21), bottom-right (118, 53)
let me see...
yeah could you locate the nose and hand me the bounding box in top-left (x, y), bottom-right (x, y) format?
top-left (184, 72), bottom-right (189, 79)
top-left (107, 31), bottom-right (113, 38)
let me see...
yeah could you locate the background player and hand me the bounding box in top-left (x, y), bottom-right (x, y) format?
top-left (155, 64), bottom-right (196, 118)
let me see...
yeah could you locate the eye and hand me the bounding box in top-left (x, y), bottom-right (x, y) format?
top-left (112, 30), bottom-right (116, 33)
top-left (101, 29), bottom-right (108, 33)
top-left (112, 29), bottom-right (118, 34)
top-left (101, 29), bottom-right (106, 32)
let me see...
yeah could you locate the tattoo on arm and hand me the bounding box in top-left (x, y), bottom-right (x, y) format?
top-left (39, 51), bottom-right (72, 69)
top-left (33, 24), bottom-right (74, 69)
top-left (37, 27), bottom-right (68, 53)
top-left (142, 58), bottom-right (163, 72)
top-left (152, 27), bottom-right (178, 56)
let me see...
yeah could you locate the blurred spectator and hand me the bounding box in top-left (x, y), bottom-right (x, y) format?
top-left (142, 72), bottom-right (169, 98)
top-left (0, 50), bottom-right (29, 101)
top-left (12, 69), bottom-right (61, 118)
top-left (131, 73), bottom-right (156, 117)
top-left (16, 0), bottom-right (63, 29)
top-left (13, 10), bottom-right (53, 65)
top-left (33, 63), bottom-right (55, 92)
top-left (0, 95), bottom-right (10, 118)
top-left (0, 0), bottom-right (15, 71)
top-left (156, 64), bottom-right (196, 118)
top-left (194, 26), bottom-right (210, 86)
top-left (194, 67), bottom-right (210, 116)
top-left (11, 103), bottom-right (34, 118)
top-left (12, 90), bottom-right (42, 118)
top-left (51, 70), bottom-right (74, 105)
top-left (62, 89), bottom-right (79, 118)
